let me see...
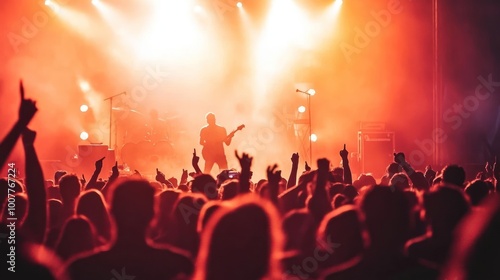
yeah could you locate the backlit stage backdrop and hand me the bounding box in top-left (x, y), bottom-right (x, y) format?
top-left (0, 0), bottom-right (498, 180)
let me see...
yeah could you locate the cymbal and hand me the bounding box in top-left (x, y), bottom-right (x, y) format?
top-left (164, 115), bottom-right (179, 120)
top-left (130, 109), bottom-right (145, 116)
top-left (112, 108), bottom-right (145, 116)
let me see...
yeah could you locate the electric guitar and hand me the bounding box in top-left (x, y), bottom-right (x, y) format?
top-left (225, 124), bottom-right (245, 143)
top-left (202, 124), bottom-right (245, 161)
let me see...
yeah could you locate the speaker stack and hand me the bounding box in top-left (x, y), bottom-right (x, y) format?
top-left (357, 122), bottom-right (395, 179)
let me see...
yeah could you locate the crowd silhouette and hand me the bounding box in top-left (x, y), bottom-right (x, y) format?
top-left (1, 81), bottom-right (500, 279)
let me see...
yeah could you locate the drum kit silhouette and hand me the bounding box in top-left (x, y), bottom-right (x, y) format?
top-left (112, 107), bottom-right (180, 173)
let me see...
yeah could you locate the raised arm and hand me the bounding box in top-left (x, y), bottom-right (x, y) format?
top-left (0, 81), bottom-right (37, 167)
top-left (340, 144), bottom-right (352, 184)
top-left (287, 153), bottom-right (299, 189)
top-left (267, 164), bottom-right (281, 207)
top-left (155, 168), bottom-right (174, 189)
top-left (307, 158), bottom-right (333, 223)
top-left (180, 169), bottom-right (188, 186)
top-left (235, 150), bottom-right (253, 194)
top-left (21, 128), bottom-right (46, 244)
top-left (192, 149), bottom-right (202, 175)
top-left (393, 152), bottom-right (427, 189)
top-left (85, 157), bottom-right (104, 190)
top-left (494, 157), bottom-right (499, 192)
top-left (106, 161), bottom-right (120, 187)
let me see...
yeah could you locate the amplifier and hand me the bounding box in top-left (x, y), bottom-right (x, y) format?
top-left (359, 122), bottom-right (386, 131)
top-left (357, 131), bottom-right (395, 179)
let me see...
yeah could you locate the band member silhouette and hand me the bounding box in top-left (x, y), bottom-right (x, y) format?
top-left (145, 109), bottom-right (168, 142)
top-left (199, 113), bottom-right (232, 174)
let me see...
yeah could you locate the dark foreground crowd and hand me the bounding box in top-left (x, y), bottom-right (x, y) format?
top-left (1, 82), bottom-right (499, 280)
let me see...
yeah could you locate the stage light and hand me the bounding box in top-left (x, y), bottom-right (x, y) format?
top-left (310, 134), bottom-right (318, 142)
top-left (80, 104), bottom-right (89, 112)
top-left (307, 89), bottom-right (316, 96)
top-left (79, 81), bottom-right (91, 92)
top-left (80, 131), bottom-right (89, 141)
top-left (237, 2), bottom-right (243, 8)
top-left (44, 0), bottom-right (60, 12)
top-left (91, 0), bottom-right (100, 6)
top-left (298, 105), bottom-right (306, 113)
top-left (194, 5), bottom-right (203, 13)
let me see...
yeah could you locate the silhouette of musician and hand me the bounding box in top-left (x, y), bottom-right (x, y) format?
top-left (200, 113), bottom-right (232, 174)
top-left (145, 109), bottom-right (168, 143)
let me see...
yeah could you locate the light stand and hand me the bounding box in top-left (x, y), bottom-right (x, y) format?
top-left (104, 92), bottom-right (126, 150)
top-left (296, 89), bottom-right (315, 164)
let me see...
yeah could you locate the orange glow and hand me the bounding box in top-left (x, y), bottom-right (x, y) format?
top-left (0, 0), bottom-right (443, 179)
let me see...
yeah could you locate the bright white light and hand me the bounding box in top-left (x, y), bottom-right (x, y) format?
top-left (310, 134), bottom-right (318, 142)
top-left (80, 132), bottom-right (89, 141)
top-left (307, 89), bottom-right (316, 96)
top-left (80, 104), bottom-right (89, 112)
top-left (136, 2), bottom-right (202, 61)
top-left (237, 2), bottom-right (243, 8)
top-left (91, 0), bottom-right (100, 6)
top-left (335, 0), bottom-right (343, 8)
top-left (194, 5), bottom-right (203, 13)
top-left (298, 106), bottom-right (306, 113)
top-left (79, 81), bottom-right (91, 92)
top-left (44, 0), bottom-right (60, 12)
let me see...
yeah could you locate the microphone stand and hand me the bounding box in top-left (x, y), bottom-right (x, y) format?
top-left (104, 92), bottom-right (126, 150)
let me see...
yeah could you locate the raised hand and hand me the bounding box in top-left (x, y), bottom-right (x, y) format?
top-left (95, 157), bottom-right (105, 171)
top-left (18, 80), bottom-right (38, 126)
top-left (493, 156), bottom-right (499, 180)
top-left (305, 161), bottom-right (311, 172)
top-left (267, 164), bottom-right (281, 187)
top-left (291, 153), bottom-right (299, 165)
top-left (111, 161), bottom-right (119, 178)
top-left (394, 152), bottom-right (406, 165)
top-left (485, 161), bottom-right (493, 178)
top-left (181, 169), bottom-right (188, 184)
top-left (235, 150), bottom-right (253, 171)
top-left (22, 128), bottom-right (36, 146)
top-left (156, 168), bottom-right (166, 183)
top-left (424, 165), bottom-right (436, 181)
top-left (340, 144), bottom-right (348, 160)
top-left (80, 174), bottom-right (86, 186)
top-left (192, 149), bottom-right (199, 166)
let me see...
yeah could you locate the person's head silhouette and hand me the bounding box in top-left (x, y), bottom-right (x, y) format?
top-left (441, 165), bottom-right (466, 188)
top-left (206, 112), bottom-right (216, 126)
top-left (59, 174), bottom-right (81, 204)
top-left (55, 215), bottom-right (96, 261)
top-left (109, 179), bottom-right (155, 243)
top-left (195, 195), bottom-right (282, 280)
top-left (76, 189), bottom-right (111, 243)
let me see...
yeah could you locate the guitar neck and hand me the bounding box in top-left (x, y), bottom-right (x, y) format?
top-left (226, 131), bottom-right (236, 141)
